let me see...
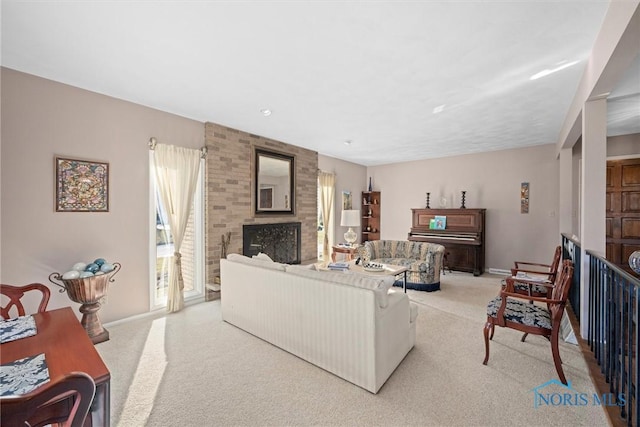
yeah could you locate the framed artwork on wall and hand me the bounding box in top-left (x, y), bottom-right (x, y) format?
top-left (521, 182), bottom-right (530, 214)
top-left (55, 156), bottom-right (109, 212)
top-left (342, 191), bottom-right (352, 210)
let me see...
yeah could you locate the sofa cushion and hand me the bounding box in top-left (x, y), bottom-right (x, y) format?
top-left (286, 265), bottom-right (394, 308)
top-left (486, 296), bottom-right (552, 329)
top-left (252, 252), bottom-right (274, 262)
top-left (226, 253), bottom-right (287, 271)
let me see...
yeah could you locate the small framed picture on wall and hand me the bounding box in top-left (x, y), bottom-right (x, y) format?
top-left (55, 156), bottom-right (109, 212)
top-left (342, 191), bottom-right (352, 210)
top-left (521, 182), bottom-right (530, 214)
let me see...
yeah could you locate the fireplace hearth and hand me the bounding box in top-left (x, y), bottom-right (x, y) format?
top-left (243, 222), bottom-right (301, 264)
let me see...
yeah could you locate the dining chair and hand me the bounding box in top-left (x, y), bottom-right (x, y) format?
top-left (0, 283), bottom-right (51, 319)
top-left (509, 245), bottom-right (562, 298)
top-left (483, 260), bottom-right (574, 384)
top-left (0, 372), bottom-right (96, 427)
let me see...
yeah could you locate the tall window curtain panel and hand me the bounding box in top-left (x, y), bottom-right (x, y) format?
top-left (153, 144), bottom-right (202, 313)
top-left (318, 171), bottom-right (336, 261)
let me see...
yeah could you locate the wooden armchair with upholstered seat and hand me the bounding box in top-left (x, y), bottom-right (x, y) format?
top-left (0, 283), bottom-right (51, 319)
top-left (0, 372), bottom-right (96, 427)
top-left (483, 259), bottom-right (574, 384)
top-left (509, 245), bottom-right (562, 298)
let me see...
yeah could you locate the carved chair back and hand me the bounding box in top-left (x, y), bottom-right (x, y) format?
top-left (0, 372), bottom-right (96, 427)
top-left (0, 283), bottom-right (51, 319)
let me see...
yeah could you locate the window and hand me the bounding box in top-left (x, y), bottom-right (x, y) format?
top-left (150, 155), bottom-right (205, 309)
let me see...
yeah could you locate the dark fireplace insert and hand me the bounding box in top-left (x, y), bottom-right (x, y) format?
top-left (242, 222), bottom-right (301, 264)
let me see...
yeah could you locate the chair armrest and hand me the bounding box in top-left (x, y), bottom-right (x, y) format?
top-left (509, 270), bottom-right (555, 288)
top-left (495, 290), bottom-right (564, 326)
top-left (511, 267), bottom-right (553, 276)
top-left (500, 290), bottom-right (562, 305)
top-left (514, 261), bottom-right (551, 270)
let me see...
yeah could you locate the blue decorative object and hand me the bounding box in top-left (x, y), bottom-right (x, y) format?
top-left (629, 251), bottom-right (640, 275)
top-left (85, 263), bottom-right (99, 273)
top-left (94, 258), bottom-right (106, 266)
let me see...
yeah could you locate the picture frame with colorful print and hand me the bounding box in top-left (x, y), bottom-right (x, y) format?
top-left (55, 156), bottom-right (109, 212)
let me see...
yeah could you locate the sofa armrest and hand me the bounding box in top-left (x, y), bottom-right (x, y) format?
top-left (417, 243), bottom-right (444, 281)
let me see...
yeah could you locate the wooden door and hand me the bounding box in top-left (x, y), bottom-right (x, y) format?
top-left (606, 158), bottom-right (640, 275)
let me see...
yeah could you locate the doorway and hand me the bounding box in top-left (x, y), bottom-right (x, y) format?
top-left (606, 157), bottom-right (640, 275)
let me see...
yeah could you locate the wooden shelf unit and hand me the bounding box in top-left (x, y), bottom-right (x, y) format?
top-left (361, 191), bottom-right (381, 243)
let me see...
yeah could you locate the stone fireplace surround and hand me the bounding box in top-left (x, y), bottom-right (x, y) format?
top-left (205, 122), bottom-right (318, 297)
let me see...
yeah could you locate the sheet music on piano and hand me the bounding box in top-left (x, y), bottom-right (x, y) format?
top-left (408, 208), bottom-right (486, 276)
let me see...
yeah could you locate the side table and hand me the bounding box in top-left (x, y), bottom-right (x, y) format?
top-left (331, 245), bottom-right (358, 262)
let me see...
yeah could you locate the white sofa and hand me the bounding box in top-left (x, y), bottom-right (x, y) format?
top-left (220, 254), bottom-right (418, 393)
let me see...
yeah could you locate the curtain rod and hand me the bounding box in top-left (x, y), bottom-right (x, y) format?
top-left (149, 137), bottom-right (208, 159)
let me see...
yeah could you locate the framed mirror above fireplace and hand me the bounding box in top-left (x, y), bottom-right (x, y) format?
top-left (255, 148), bottom-right (295, 215)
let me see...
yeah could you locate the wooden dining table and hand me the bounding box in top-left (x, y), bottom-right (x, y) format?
top-left (0, 307), bottom-right (111, 426)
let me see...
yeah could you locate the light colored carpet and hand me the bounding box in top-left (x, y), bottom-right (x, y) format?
top-left (97, 271), bottom-right (609, 426)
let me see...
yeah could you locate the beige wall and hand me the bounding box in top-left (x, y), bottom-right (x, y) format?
top-left (607, 133), bottom-right (640, 158)
top-left (367, 144), bottom-right (561, 271)
top-left (318, 155), bottom-right (367, 247)
top-left (1, 68), bottom-right (204, 322)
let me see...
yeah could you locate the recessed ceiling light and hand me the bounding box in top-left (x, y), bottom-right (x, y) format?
top-left (530, 60), bottom-right (579, 80)
top-left (433, 105), bottom-right (445, 114)
top-left (260, 109), bottom-right (272, 117)
top-left (344, 140), bottom-right (352, 146)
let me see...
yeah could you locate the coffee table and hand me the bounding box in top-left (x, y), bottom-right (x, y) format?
top-left (349, 261), bottom-right (409, 293)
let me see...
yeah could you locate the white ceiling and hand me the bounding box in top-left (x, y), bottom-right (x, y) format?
top-left (2, 1), bottom-right (637, 166)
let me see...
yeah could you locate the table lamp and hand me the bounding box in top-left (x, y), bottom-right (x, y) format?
top-left (341, 209), bottom-right (361, 246)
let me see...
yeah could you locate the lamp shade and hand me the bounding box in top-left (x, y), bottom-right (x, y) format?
top-left (341, 210), bottom-right (360, 227)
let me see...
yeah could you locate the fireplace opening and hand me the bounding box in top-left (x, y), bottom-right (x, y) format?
top-left (242, 222), bottom-right (301, 264)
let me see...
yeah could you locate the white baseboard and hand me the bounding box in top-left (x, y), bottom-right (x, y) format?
top-left (103, 296), bottom-right (205, 328)
top-left (488, 268), bottom-right (511, 276)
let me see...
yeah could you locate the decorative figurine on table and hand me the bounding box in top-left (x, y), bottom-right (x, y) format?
top-left (426, 192), bottom-right (431, 209)
top-left (460, 191), bottom-right (467, 209)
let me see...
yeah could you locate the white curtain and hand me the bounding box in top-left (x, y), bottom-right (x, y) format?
top-left (318, 171), bottom-right (336, 261)
top-left (153, 144), bottom-right (201, 313)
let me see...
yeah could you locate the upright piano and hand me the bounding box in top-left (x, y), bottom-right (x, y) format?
top-left (408, 208), bottom-right (486, 276)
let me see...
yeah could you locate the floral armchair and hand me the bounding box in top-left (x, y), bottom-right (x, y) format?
top-left (363, 240), bottom-right (445, 291)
